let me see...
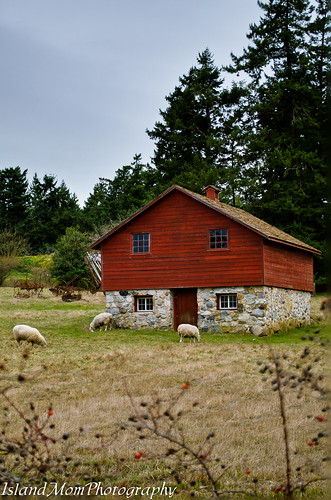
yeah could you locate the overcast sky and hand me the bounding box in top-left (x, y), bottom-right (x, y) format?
top-left (0, 0), bottom-right (261, 206)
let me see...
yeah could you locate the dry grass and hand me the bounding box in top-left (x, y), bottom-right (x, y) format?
top-left (0, 287), bottom-right (330, 498)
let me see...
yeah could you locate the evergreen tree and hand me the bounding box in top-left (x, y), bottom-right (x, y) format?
top-left (83, 154), bottom-right (157, 229)
top-left (218, 82), bottom-right (255, 206)
top-left (146, 49), bottom-right (227, 193)
top-left (27, 174), bottom-right (82, 252)
top-left (0, 167), bottom-right (29, 232)
top-left (109, 154), bottom-right (157, 214)
top-left (83, 177), bottom-right (114, 229)
top-left (51, 227), bottom-right (92, 288)
top-left (226, 0), bottom-right (328, 281)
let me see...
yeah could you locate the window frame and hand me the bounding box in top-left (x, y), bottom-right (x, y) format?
top-left (217, 293), bottom-right (238, 310)
top-left (209, 228), bottom-right (229, 250)
top-left (135, 296), bottom-right (154, 312)
top-left (131, 232), bottom-right (150, 254)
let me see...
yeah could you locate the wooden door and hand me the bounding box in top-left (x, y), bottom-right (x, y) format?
top-left (173, 288), bottom-right (197, 331)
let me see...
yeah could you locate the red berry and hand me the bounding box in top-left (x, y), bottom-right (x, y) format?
top-left (245, 469), bottom-right (251, 474)
top-left (135, 452), bottom-right (143, 459)
top-left (47, 410), bottom-right (53, 416)
top-left (316, 416), bottom-right (324, 422)
top-left (182, 383), bottom-right (189, 389)
top-left (308, 441), bottom-right (314, 446)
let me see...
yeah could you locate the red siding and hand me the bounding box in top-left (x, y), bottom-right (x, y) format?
top-left (263, 240), bottom-right (314, 292)
top-left (100, 190), bottom-right (264, 290)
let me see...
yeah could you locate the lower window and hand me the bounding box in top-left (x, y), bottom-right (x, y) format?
top-left (218, 293), bottom-right (237, 310)
top-left (135, 296), bottom-right (153, 312)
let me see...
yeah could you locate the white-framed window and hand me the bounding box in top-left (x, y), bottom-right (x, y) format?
top-left (132, 233), bottom-right (150, 253)
top-left (135, 296), bottom-right (153, 312)
top-left (218, 293), bottom-right (237, 310)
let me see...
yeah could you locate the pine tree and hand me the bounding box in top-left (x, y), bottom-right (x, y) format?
top-left (83, 154), bottom-right (157, 228)
top-left (0, 167), bottom-right (29, 232)
top-left (27, 174), bottom-right (82, 252)
top-left (146, 48), bottom-right (226, 193)
top-left (51, 227), bottom-right (92, 288)
top-left (226, 0), bottom-right (328, 274)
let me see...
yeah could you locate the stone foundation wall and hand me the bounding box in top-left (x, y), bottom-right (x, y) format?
top-left (198, 286), bottom-right (311, 335)
top-left (105, 286), bottom-right (311, 335)
top-left (105, 289), bottom-right (172, 330)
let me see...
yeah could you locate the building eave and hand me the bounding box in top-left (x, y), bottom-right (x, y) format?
top-left (90, 184), bottom-right (321, 255)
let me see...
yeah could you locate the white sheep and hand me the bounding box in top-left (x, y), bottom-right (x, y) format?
top-left (177, 324), bottom-right (200, 343)
top-left (89, 312), bottom-right (112, 332)
top-left (13, 325), bottom-right (47, 348)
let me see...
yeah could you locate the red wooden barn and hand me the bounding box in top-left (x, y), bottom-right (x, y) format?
top-left (91, 185), bottom-right (320, 335)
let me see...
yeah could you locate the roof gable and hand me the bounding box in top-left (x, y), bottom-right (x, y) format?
top-left (91, 185), bottom-right (320, 254)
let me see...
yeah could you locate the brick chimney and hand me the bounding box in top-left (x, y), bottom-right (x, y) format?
top-left (204, 185), bottom-right (221, 201)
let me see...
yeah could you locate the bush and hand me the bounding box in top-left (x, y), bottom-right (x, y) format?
top-left (0, 229), bottom-right (28, 286)
top-left (51, 227), bottom-right (93, 289)
top-left (0, 256), bottom-right (19, 286)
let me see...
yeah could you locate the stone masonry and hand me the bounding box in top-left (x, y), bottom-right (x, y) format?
top-left (105, 289), bottom-right (173, 330)
top-left (197, 286), bottom-right (311, 336)
top-left (105, 286), bottom-right (311, 335)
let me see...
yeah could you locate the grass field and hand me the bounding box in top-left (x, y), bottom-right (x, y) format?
top-left (0, 287), bottom-right (330, 498)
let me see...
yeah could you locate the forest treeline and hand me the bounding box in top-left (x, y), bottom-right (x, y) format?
top-left (0, 0), bottom-right (328, 286)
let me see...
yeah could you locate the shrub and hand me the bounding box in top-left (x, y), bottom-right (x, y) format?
top-left (51, 227), bottom-right (93, 289)
top-left (0, 229), bottom-right (28, 285)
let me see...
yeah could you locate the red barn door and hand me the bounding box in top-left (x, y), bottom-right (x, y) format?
top-left (173, 288), bottom-right (197, 331)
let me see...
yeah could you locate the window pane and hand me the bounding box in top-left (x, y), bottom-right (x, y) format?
top-left (229, 295), bottom-right (237, 308)
top-left (133, 233), bottom-right (150, 253)
top-left (137, 296), bottom-right (153, 311)
top-left (220, 295), bottom-right (228, 308)
top-left (219, 294), bottom-right (237, 309)
top-left (137, 298), bottom-right (145, 310)
top-left (133, 234), bottom-right (138, 252)
top-left (210, 229), bottom-right (228, 249)
top-left (146, 297), bottom-right (153, 310)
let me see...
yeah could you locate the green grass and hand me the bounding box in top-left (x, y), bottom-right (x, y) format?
top-left (0, 287), bottom-right (330, 498)
top-left (1, 286), bottom-right (329, 345)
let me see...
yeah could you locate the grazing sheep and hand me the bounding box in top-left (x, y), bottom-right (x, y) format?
top-left (13, 325), bottom-right (47, 348)
top-left (89, 312), bottom-right (112, 332)
top-left (178, 324), bottom-right (200, 343)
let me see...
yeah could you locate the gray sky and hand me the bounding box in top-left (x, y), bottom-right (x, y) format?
top-left (0, 0), bottom-right (261, 206)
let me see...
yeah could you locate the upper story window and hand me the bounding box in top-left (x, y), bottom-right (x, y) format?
top-left (132, 233), bottom-right (150, 253)
top-left (209, 229), bottom-right (228, 249)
